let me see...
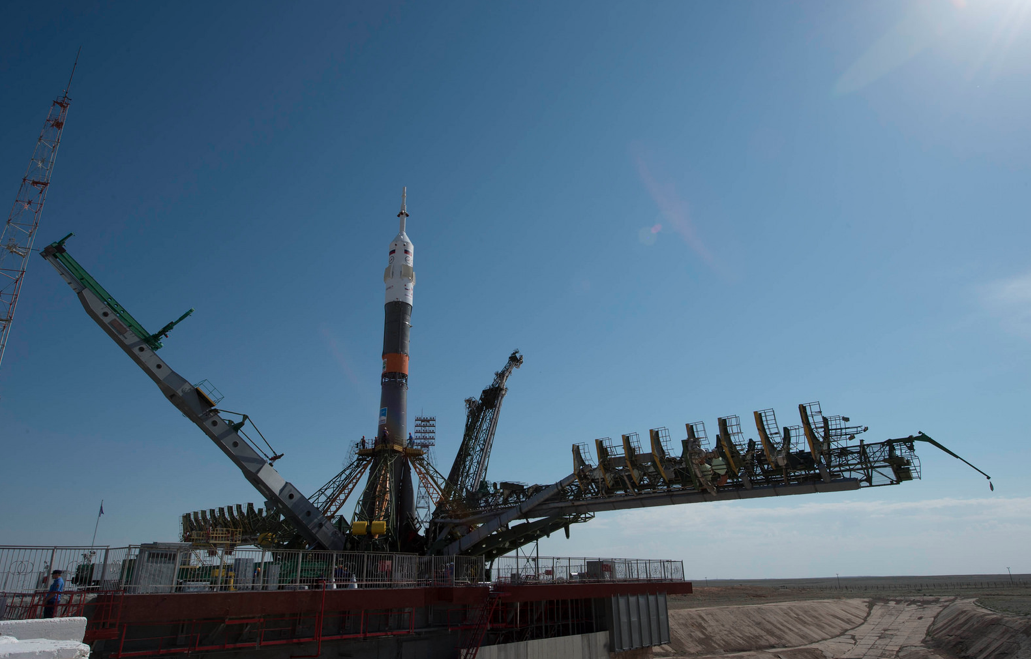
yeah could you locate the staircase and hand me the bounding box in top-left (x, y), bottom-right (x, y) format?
top-left (457, 592), bottom-right (502, 659)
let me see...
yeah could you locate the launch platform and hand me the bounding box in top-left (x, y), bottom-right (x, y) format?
top-left (2, 193), bottom-right (993, 658)
top-left (0, 543), bottom-right (687, 658)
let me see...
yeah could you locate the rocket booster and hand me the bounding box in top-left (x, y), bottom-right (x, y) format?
top-left (379, 188), bottom-right (415, 446)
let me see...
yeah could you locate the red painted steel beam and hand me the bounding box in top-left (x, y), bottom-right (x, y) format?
top-left (102, 586), bottom-right (491, 624)
top-left (95, 581), bottom-right (689, 625)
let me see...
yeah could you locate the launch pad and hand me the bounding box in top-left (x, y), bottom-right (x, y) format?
top-left (0, 192), bottom-right (991, 658)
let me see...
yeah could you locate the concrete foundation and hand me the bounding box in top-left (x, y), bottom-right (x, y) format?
top-left (479, 631), bottom-right (611, 659)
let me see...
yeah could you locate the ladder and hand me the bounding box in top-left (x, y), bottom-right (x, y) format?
top-left (457, 592), bottom-right (501, 659)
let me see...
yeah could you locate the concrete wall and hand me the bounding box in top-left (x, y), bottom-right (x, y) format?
top-left (929, 599), bottom-right (1031, 659)
top-left (659, 599), bottom-right (869, 656)
top-left (0, 619), bottom-right (86, 642)
top-left (478, 631), bottom-right (610, 659)
top-left (609, 593), bottom-right (669, 651)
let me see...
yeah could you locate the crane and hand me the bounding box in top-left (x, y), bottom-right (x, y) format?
top-left (0, 54), bottom-right (78, 374)
top-left (40, 235), bottom-right (348, 550)
top-left (442, 350), bottom-right (523, 507)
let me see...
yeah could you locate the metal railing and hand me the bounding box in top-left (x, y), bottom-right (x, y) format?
top-left (0, 544), bottom-right (483, 606)
top-left (0, 544), bottom-right (684, 620)
top-left (0, 545), bottom-right (110, 594)
top-left (491, 555), bottom-right (685, 584)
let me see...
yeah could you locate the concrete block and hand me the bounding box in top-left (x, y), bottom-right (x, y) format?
top-left (0, 637), bottom-right (90, 659)
top-left (0, 619), bottom-right (86, 642)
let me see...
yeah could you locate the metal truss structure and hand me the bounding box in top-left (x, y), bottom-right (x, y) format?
top-left (42, 236), bottom-right (992, 561)
top-left (441, 350), bottom-right (523, 509)
top-left (0, 56), bottom-right (77, 371)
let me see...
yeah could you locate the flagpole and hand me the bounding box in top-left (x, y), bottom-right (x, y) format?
top-left (90, 500), bottom-right (104, 550)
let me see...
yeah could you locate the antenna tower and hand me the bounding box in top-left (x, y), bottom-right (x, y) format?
top-left (0, 53), bottom-right (78, 372)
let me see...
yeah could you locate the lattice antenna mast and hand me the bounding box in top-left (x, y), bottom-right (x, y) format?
top-left (0, 51), bottom-right (79, 372)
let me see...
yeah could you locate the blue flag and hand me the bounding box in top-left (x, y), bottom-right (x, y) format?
top-left (98, 501), bottom-right (104, 516)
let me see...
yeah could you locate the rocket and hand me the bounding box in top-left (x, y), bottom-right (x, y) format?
top-left (379, 188), bottom-right (415, 446)
top-left (356, 188), bottom-right (418, 548)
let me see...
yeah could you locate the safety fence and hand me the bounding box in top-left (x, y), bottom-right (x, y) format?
top-left (0, 544), bottom-right (482, 604)
top-left (491, 555), bottom-right (685, 584)
top-left (0, 546), bottom-right (104, 594)
top-left (789, 580), bottom-right (1031, 592)
top-left (0, 544), bottom-right (685, 622)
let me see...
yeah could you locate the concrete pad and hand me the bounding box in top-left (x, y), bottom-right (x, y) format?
top-left (812, 598), bottom-right (950, 658)
top-left (0, 620), bottom-right (86, 643)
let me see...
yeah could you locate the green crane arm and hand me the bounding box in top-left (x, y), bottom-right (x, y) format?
top-left (45, 233), bottom-right (192, 350)
top-left (40, 235), bottom-right (349, 550)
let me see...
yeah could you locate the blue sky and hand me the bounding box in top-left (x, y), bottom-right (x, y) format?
top-left (1, 1), bottom-right (1029, 578)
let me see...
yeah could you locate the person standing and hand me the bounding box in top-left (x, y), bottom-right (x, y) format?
top-left (43, 570), bottom-right (64, 618)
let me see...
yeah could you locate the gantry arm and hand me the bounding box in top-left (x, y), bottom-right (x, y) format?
top-left (41, 236), bottom-right (348, 550)
top-left (902, 432), bottom-right (993, 488)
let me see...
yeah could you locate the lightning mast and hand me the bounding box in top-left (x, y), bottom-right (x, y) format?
top-left (0, 53), bottom-right (79, 372)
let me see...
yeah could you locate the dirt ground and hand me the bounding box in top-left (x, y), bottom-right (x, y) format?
top-left (669, 579), bottom-right (1031, 613)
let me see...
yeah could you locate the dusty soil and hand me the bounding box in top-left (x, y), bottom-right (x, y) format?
top-left (974, 596), bottom-right (1031, 617)
top-left (669, 582), bottom-right (1031, 612)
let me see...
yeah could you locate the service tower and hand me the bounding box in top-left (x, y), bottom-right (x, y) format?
top-left (356, 189), bottom-right (418, 549)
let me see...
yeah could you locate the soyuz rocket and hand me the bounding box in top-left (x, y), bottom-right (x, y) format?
top-left (358, 188), bottom-right (418, 547)
top-left (379, 188), bottom-right (415, 446)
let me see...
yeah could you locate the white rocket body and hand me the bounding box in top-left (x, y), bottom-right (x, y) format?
top-left (383, 227), bottom-right (415, 305)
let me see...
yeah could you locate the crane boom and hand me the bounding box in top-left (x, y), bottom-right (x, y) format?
top-left (444, 350), bottom-right (523, 502)
top-left (0, 57), bottom-right (77, 373)
top-left (41, 235), bottom-right (347, 550)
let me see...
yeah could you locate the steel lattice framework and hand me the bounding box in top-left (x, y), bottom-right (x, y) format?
top-left (443, 350), bottom-right (523, 505)
top-left (0, 57), bottom-right (77, 371)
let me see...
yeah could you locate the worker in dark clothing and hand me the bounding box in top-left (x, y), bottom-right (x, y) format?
top-left (43, 570), bottom-right (64, 618)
